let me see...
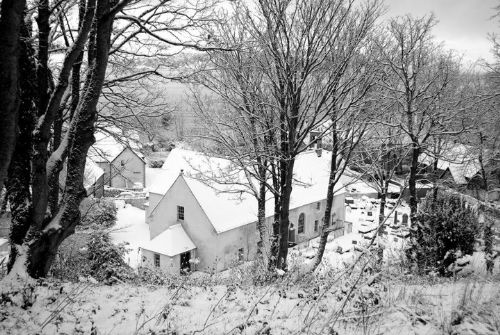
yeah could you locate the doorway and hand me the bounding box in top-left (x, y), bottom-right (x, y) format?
top-left (288, 224), bottom-right (296, 247)
top-left (180, 251), bottom-right (191, 274)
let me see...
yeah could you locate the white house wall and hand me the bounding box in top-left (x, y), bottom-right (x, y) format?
top-left (146, 177), bottom-right (347, 275)
top-left (110, 148), bottom-right (145, 189)
top-left (147, 176), bottom-right (219, 273)
top-left (264, 193), bottom-right (346, 245)
top-left (215, 223), bottom-right (259, 272)
top-left (141, 249), bottom-right (180, 273)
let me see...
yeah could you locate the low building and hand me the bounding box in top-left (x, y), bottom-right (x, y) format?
top-left (88, 131), bottom-right (146, 189)
top-left (140, 148), bottom-right (347, 274)
top-left (419, 143), bottom-right (481, 188)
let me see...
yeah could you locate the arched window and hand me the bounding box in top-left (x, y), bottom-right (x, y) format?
top-left (298, 213), bottom-right (305, 234)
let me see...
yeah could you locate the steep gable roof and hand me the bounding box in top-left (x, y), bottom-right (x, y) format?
top-left (89, 130), bottom-right (145, 164)
top-left (151, 148), bottom-right (347, 233)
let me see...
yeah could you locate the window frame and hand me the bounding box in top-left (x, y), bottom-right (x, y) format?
top-left (298, 213), bottom-right (305, 234)
top-left (237, 248), bottom-right (244, 262)
top-left (177, 205), bottom-right (185, 220)
top-left (314, 219), bottom-right (319, 232)
top-left (154, 253), bottom-right (160, 267)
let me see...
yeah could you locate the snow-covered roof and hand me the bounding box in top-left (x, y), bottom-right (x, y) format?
top-left (83, 159), bottom-right (104, 190)
top-left (141, 224), bottom-right (196, 256)
top-left (151, 148), bottom-right (348, 233)
top-left (89, 130), bottom-right (144, 164)
top-left (343, 179), bottom-right (401, 194)
top-left (419, 143), bottom-right (481, 185)
top-left (147, 168), bottom-right (178, 195)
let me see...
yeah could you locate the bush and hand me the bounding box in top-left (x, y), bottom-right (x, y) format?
top-left (80, 198), bottom-right (117, 228)
top-left (52, 229), bottom-right (134, 284)
top-left (52, 200), bottom-right (133, 283)
top-left (407, 192), bottom-right (480, 276)
top-left (148, 160), bottom-right (164, 168)
top-left (50, 232), bottom-right (90, 281)
top-left (86, 230), bottom-right (135, 283)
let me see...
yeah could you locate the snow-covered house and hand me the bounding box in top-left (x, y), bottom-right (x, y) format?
top-left (419, 143), bottom-right (481, 187)
top-left (140, 148), bottom-right (347, 274)
top-left (88, 131), bottom-right (146, 189)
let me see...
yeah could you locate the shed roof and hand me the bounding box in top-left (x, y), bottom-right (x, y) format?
top-left (141, 224), bottom-right (196, 256)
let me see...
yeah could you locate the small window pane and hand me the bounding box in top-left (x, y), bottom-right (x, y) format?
top-left (298, 213), bottom-right (305, 234)
top-left (154, 253), bottom-right (160, 267)
top-left (177, 206), bottom-right (184, 220)
top-left (238, 248), bottom-right (244, 262)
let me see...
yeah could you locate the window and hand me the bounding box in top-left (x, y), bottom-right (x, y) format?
top-left (177, 206), bottom-right (184, 220)
top-left (238, 248), bottom-right (244, 262)
top-left (316, 202), bottom-right (321, 210)
top-left (120, 160), bottom-right (125, 166)
top-left (314, 220), bottom-right (319, 232)
top-left (298, 213), bottom-right (305, 234)
top-left (154, 253), bottom-right (160, 267)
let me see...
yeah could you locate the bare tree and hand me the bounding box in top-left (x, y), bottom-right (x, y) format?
top-left (351, 118), bottom-right (410, 226)
top-left (3, 0), bottom-right (222, 280)
top-left (246, 0), bottom-right (386, 270)
top-left (191, 10), bottom-right (277, 259)
top-left (0, 0), bottom-right (27, 190)
top-left (377, 14), bottom-right (466, 218)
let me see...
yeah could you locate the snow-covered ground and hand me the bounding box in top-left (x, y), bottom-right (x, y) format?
top-left (110, 204), bottom-right (149, 268)
top-left (2, 275), bottom-right (499, 334)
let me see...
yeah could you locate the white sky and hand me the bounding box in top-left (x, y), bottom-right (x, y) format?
top-left (383, 0), bottom-right (499, 63)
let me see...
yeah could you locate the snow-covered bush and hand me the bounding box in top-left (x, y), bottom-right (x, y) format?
top-left (80, 198), bottom-right (117, 228)
top-left (51, 232), bottom-right (90, 281)
top-left (52, 200), bottom-right (132, 283)
top-left (148, 160), bottom-right (164, 168)
top-left (86, 230), bottom-right (134, 283)
top-left (52, 230), bottom-right (134, 284)
top-left (407, 193), bottom-right (480, 276)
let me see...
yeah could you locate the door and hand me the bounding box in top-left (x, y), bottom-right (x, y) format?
top-left (288, 224), bottom-right (296, 246)
top-left (180, 251), bottom-right (191, 274)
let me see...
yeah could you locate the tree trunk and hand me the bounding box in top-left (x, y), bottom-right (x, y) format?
top-left (256, 176), bottom-right (267, 259)
top-left (432, 157), bottom-right (439, 201)
top-left (408, 143), bottom-right (421, 268)
top-left (277, 159), bottom-right (294, 270)
top-left (408, 144), bottom-right (420, 218)
top-left (312, 122), bottom-right (338, 271)
top-left (48, 106), bottom-right (64, 215)
top-left (0, 0), bottom-right (26, 190)
top-left (478, 132), bottom-right (488, 192)
top-left (26, 0), bottom-right (116, 278)
top-left (5, 0), bottom-right (120, 279)
top-left (6, 18), bottom-right (38, 272)
top-left (378, 190), bottom-right (386, 233)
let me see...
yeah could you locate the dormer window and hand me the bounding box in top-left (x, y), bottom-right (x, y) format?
top-left (177, 205), bottom-right (184, 220)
